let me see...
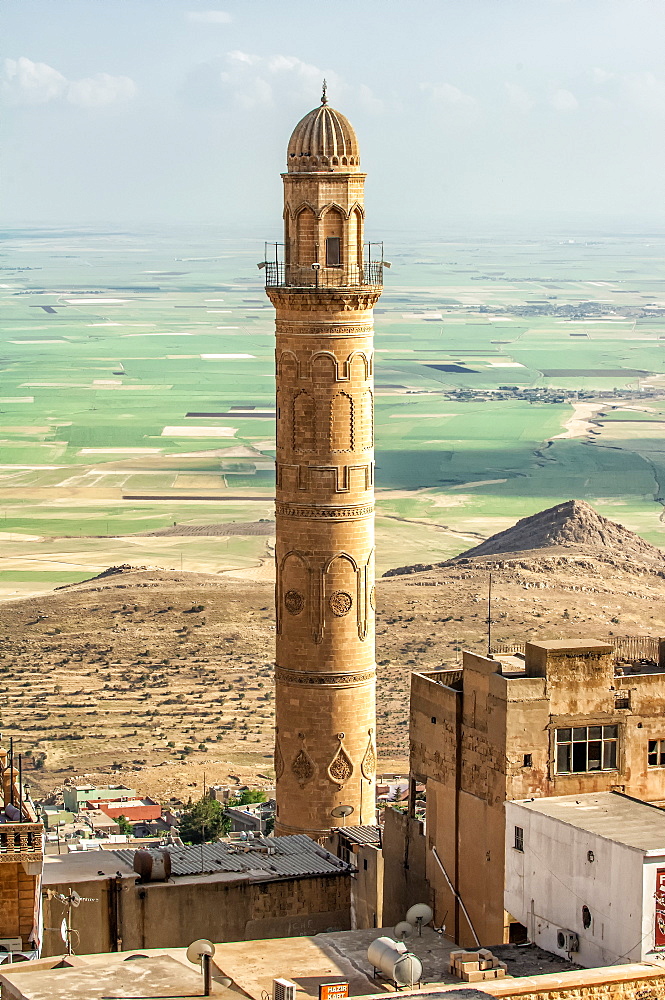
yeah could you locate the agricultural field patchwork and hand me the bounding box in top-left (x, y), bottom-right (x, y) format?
top-left (2, 225), bottom-right (665, 595)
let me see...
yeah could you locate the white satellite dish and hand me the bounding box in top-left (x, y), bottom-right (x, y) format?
top-left (60, 918), bottom-right (68, 945)
top-left (394, 921), bottom-right (413, 941)
top-left (70, 891), bottom-right (82, 908)
top-left (406, 902), bottom-right (433, 935)
top-left (186, 938), bottom-right (216, 965)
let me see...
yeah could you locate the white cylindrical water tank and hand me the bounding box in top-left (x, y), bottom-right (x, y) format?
top-left (367, 937), bottom-right (423, 987)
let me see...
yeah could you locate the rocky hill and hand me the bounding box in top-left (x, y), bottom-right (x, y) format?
top-left (2, 501), bottom-right (664, 803)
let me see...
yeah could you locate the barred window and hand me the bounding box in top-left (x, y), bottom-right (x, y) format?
top-left (648, 739), bottom-right (665, 767)
top-left (514, 826), bottom-right (524, 852)
top-left (555, 725), bottom-right (618, 774)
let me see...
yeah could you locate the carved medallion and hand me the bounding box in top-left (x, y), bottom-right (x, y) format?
top-left (284, 589), bottom-right (304, 615)
top-left (328, 734), bottom-right (353, 786)
top-left (361, 731), bottom-right (376, 780)
top-left (274, 735), bottom-right (285, 780)
top-left (369, 586), bottom-right (376, 611)
top-left (292, 747), bottom-right (315, 786)
top-left (329, 591), bottom-right (352, 617)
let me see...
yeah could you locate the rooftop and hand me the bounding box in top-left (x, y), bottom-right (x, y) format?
top-left (511, 791), bottom-right (665, 853)
top-left (335, 825), bottom-right (382, 847)
top-left (114, 834), bottom-right (353, 880)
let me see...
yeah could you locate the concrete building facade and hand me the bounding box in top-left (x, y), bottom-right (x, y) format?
top-left (505, 791), bottom-right (665, 967)
top-left (386, 638), bottom-right (665, 947)
top-left (264, 89), bottom-right (383, 839)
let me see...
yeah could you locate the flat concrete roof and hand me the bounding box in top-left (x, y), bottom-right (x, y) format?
top-left (43, 849), bottom-right (135, 884)
top-left (0, 955), bottom-right (226, 1000)
top-left (511, 791), bottom-right (665, 853)
top-left (212, 927), bottom-right (459, 999)
top-left (525, 640), bottom-right (613, 653)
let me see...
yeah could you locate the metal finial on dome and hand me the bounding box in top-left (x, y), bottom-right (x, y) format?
top-left (321, 79), bottom-right (328, 105)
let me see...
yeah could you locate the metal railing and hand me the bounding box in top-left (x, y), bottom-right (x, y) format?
top-left (490, 636), bottom-right (660, 664)
top-left (264, 261), bottom-right (383, 289)
top-left (261, 241), bottom-right (385, 290)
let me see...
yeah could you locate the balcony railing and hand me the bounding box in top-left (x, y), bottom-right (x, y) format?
top-left (0, 823), bottom-right (43, 862)
top-left (261, 242), bottom-right (386, 290)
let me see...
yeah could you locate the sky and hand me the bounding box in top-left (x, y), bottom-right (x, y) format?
top-left (3, 0), bottom-right (665, 232)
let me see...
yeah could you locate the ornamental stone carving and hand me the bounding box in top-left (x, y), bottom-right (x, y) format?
top-left (292, 746), bottom-right (316, 786)
top-left (328, 735), bottom-right (354, 786)
top-left (369, 586), bottom-right (376, 611)
top-left (274, 734), bottom-right (285, 780)
top-left (276, 502), bottom-right (375, 519)
top-left (275, 666), bottom-right (375, 687)
top-left (329, 591), bottom-right (352, 617)
top-left (284, 589), bottom-right (304, 615)
top-left (361, 730), bottom-right (376, 780)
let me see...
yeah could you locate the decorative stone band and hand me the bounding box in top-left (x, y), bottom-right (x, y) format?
top-left (276, 323), bottom-right (374, 338)
top-left (267, 287), bottom-right (381, 313)
top-left (275, 665), bottom-right (376, 687)
top-left (276, 502), bottom-right (374, 519)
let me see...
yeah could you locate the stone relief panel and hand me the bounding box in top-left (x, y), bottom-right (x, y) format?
top-left (330, 392), bottom-right (354, 452)
top-left (274, 732), bottom-right (285, 780)
top-left (329, 591), bottom-right (353, 617)
top-left (292, 745), bottom-right (316, 787)
top-left (292, 391), bottom-right (315, 453)
top-left (277, 550), bottom-right (311, 636)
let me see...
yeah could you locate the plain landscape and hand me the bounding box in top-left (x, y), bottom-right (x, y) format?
top-left (2, 225), bottom-right (665, 799)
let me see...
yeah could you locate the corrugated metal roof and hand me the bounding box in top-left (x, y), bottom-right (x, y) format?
top-left (113, 834), bottom-right (354, 880)
top-left (336, 825), bottom-right (381, 846)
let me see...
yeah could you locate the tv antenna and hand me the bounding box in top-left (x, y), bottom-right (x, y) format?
top-left (405, 902), bottom-right (433, 936)
top-left (331, 804), bottom-right (354, 826)
top-left (46, 887), bottom-right (98, 955)
top-left (186, 939), bottom-right (218, 996)
top-left (487, 571), bottom-right (492, 656)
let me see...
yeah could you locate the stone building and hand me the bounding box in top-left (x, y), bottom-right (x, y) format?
top-left (263, 86), bottom-right (385, 839)
top-left (0, 744), bottom-right (44, 958)
top-left (384, 638), bottom-right (665, 947)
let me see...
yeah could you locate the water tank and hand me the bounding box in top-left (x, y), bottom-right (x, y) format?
top-left (133, 848), bottom-right (172, 882)
top-left (367, 937), bottom-right (423, 987)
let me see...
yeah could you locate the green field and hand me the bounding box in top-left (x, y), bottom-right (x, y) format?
top-left (1, 225), bottom-right (665, 594)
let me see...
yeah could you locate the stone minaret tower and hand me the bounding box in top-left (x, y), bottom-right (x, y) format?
top-left (264, 87), bottom-right (383, 839)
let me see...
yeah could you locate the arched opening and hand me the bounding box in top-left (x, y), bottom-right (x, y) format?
top-left (322, 207), bottom-right (344, 268)
top-left (295, 207), bottom-right (317, 268)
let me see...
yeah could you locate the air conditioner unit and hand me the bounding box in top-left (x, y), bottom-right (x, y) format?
top-left (273, 979), bottom-right (297, 1000)
top-left (556, 929), bottom-right (580, 953)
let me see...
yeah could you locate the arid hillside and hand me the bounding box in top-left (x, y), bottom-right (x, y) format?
top-left (2, 502), bottom-right (664, 804)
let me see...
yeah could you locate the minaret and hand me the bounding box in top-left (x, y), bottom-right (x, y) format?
top-left (264, 86), bottom-right (383, 839)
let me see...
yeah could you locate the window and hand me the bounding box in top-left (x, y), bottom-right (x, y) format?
top-left (615, 692), bottom-right (631, 710)
top-left (514, 826), bottom-right (524, 852)
top-left (555, 725), bottom-right (618, 774)
top-left (326, 237), bottom-right (341, 267)
top-left (523, 753), bottom-right (533, 768)
top-left (363, 858), bottom-right (368, 870)
top-left (431, 716), bottom-right (437, 725)
top-left (648, 739), bottom-right (665, 767)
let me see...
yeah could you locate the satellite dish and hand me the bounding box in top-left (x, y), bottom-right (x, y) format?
top-left (331, 805), bottom-right (354, 818)
top-left (186, 939), bottom-right (216, 966)
top-left (394, 921), bottom-right (413, 941)
top-left (70, 891), bottom-right (82, 908)
top-left (406, 903), bottom-right (433, 935)
top-left (60, 918), bottom-right (68, 944)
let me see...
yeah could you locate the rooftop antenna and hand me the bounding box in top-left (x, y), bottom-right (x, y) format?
top-left (331, 804), bottom-right (354, 827)
top-left (487, 571), bottom-right (492, 657)
top-left (186, 939), bottom-right (216, 996)
top-left (321, 78), bottom-right (328, 105)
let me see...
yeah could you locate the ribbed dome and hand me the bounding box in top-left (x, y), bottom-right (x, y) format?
top-left (287, 104), bottom-right (360, 173)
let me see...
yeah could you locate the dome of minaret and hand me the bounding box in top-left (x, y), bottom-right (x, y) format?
top-left (286, 84), bottom-right (360, 173)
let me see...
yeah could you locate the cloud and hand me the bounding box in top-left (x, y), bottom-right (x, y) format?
top-left (590, 67), bottom-right (614, 85)
top-left (186, 10), bottom-right (232, 23)
top-left (549, 88), bottom-right (578, 112)
top-left (183, 51), bottom-right (349, 110)
top-left (2, 57), bottom-right (67, 104)
top-left (505, 82), bottom-right (534, 112)
top-left (2, 57), bottom-right (136, 108)
top-left (423, 81), bottom-right (477, 110)
top-left (67, 73), bottom-right (137, 108)
top-left (623, 71), bottom-right (665, 116)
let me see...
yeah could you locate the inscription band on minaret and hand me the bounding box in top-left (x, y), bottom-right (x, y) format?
top-left (263, 91), bottom-right (384, 838)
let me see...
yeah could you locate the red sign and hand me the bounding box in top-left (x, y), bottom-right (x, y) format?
top-left (319, 984), bottom-right (349, 1000)
top-left (655, 868), bottom-right (665, 946)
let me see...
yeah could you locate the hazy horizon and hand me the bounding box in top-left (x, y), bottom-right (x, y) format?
top-left (3, 0), bottom-right (665, 232)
